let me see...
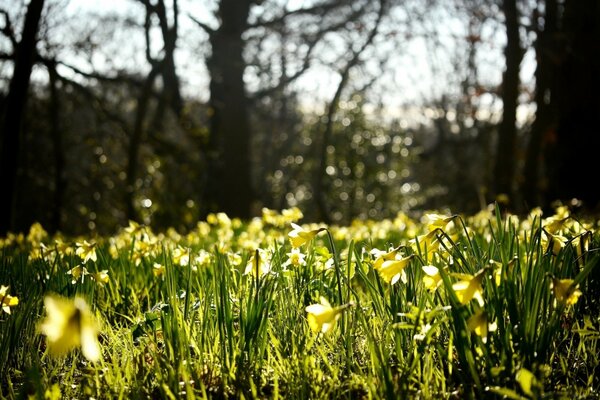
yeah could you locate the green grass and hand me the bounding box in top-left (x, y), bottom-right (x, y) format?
top-left (1, 206), bottom-right (599, 399)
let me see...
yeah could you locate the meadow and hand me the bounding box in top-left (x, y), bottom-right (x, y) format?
top-left (1, 205), bottom-right (599, 399)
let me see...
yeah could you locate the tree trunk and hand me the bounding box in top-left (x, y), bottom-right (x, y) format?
top-left (126, 65), bottom-right (160, 221)
top-left (523, 0), bottom-right (557, 208)
top-left (493, 0), bottom-right (522, 205)
top-left (0, 0), bottom-right (45, 234)
top-left (205, 0), bottom-right (254, 218)
top-left (549, 0), bottom-right (600, 208)
top-left (47, 61), bottom-right (66, 233)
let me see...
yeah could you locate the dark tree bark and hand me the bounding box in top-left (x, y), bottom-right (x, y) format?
top-left (47, 61), bottom-right (66, 233)
top-left (205, 0), bottom-right (254, 219)
top-left (549, 0), bottom-right (600, 208)
top-left (493, 0), bottom-right (522, 205)
top-left (126, 0), bottom-right (183, 221)
top-left (0, 0), bottom-right (45, 234)
top-left (523, 0), bottom-right (558, 208)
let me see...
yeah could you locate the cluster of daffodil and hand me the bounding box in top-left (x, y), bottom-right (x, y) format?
top-left (0, 203), bottom-right (596, 376)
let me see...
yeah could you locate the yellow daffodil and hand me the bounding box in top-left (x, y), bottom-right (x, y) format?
top-left (244, 249), bottom-right (272, 277)
top-left (283, 248), bottom-right (307, 268)
top-left (422, 265), bottom-right (442, 291)
top-left (424, 213), bottom-right (456, 231)
top-left (467, 309), bottom-right (496, 343)
top-left (91, 270), bottom-right (109, 286)
top-left (39, 295), bottom-right (101, 362)
top-left (75, 240), bottom-right (97, 263)
top-left (551, 278), bottom-right (582, 306)
top-left (288, 223), bottom-right (325, 248)
top-left (375, 255), bottom-right (414, 285)
top-left (67, 265), bottom-right (89, 285)
top-left (27, 222), bottom-right (48, 244)
top-left (0, 285), bottom-right (19, 314)
top-left (305, 297), bottom-right (352, 334)
top-left (54, 238), bottom-right (74, 256)
top-left (542, 231), bottom-right (568, 256)
top-left (153, 263), bottom-right (165, 277)
top-left (172, 246), bottom-right (190, 266)
top-left (452, 268), bottom-right (487, 305)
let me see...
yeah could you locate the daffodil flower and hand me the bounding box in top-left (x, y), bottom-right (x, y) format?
top-left (288, 223), bottom-right (325, 248)
top-left (244, 249), bottom-right (272, 277)
top-left (153, 263), bottom-right (166, 277)
top-left (40, 295), bottom-right (101, 362)
top-left (67, 265), bottom-right (89, 285)
top-left (467, 309), bottom-right (496, 343)
top-left (283, 248), bottom-right (307, 268)
top-left (91, 270), bottom-right (109, 286)
top-left (375, 255), bottom-right (414, 285)
top-left (0, 285), bottom-right (18, 314)
top-left (422, 265), bottom-right (442, 291)
top-left (75, 240), bottom-right (97, 263)
top-left (452, 268), bottom-right (487, 305)
top-left (305, 297), bottom-right (353, 334)
top-left (551, 278), bottom-right (582, 306)
top-left (424, 214), bottom-right (456, 231)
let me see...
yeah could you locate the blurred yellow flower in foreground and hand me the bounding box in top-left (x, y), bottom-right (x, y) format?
top-left (40, 295), bottom-right (101, 362)
top-left (551, 278), bottom-right (582, 306)
top-left (288, 223), bottom-right (325, 248)
top-left (305, 297), bottom-right (353, 334)
top-left (0, 285), bottom-right (19, 314)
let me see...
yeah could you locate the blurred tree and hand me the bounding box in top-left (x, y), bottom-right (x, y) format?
top-left (191, 0), bottom-right (386, 219)
top-left (523, 0), bottom-right (558, 208)
top-left (314, 0), bottom-right (387, 223)
top-left (549, 0), bottom-right (600, 209)
top-left (0, 0), bottom-right (45, 234)
top-left (493, 0), bottom-right (523, 205)
top-left (126, 0), bottom-right (184, 222)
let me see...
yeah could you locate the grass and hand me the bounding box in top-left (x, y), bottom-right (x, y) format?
top-left (0, 205), bottom-right (599, 399)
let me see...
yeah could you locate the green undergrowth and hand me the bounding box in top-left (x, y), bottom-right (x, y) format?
top-left (1, 205), bottom-right (599, 399)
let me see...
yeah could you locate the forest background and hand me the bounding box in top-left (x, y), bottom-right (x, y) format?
top-left (1, 0), bottom-right (599, 235)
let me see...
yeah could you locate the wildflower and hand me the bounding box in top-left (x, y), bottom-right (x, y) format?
top-left (283, 248), bottom-right (307, 269)
top-left (467, 309), bottom-right (496, 343)
top-left (153, 263), bottom-right (166, 277)
top-left (194, 250), bottom-right (213, 269)
top-left (551, 278), bottom-right (582, 306)
top-left (542, 231), bottom-right (568, 256)
top-left (305, 297), bottom-right (353, 334)
top-left (91, 270), bottom-right (109, 286)
top-left (67, 265), bottom-right (89, 285)
top-left (452, 268), bottom-right (487, 305)
top-left (75, 240), bottom-right (97, 263)
top-left (244, 249), bottom-right (272, 277)
top-left (27, 222), bottom-right (48, 244)
top-left (124, 220), bottom-right (145, 236)
top-left (0, 286), bottom-right (19, 314)
top-left (375, 255), bottom-right (414, 285)
top-left (422, 265), bottom-right (442, 291)
top-left (172, 246), bottom-right (190, 266)
top-left (54, 238), bottom-right (74, 256)
top-left (424, 213), bottom-right (456, 231)
top-left (39, 295), bottom-right (101, 362)
top-left (288, 223), bottom-right (325, 248)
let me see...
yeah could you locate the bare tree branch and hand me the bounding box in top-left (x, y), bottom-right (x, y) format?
top-left (188, 13), bottom-right (215, 36)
